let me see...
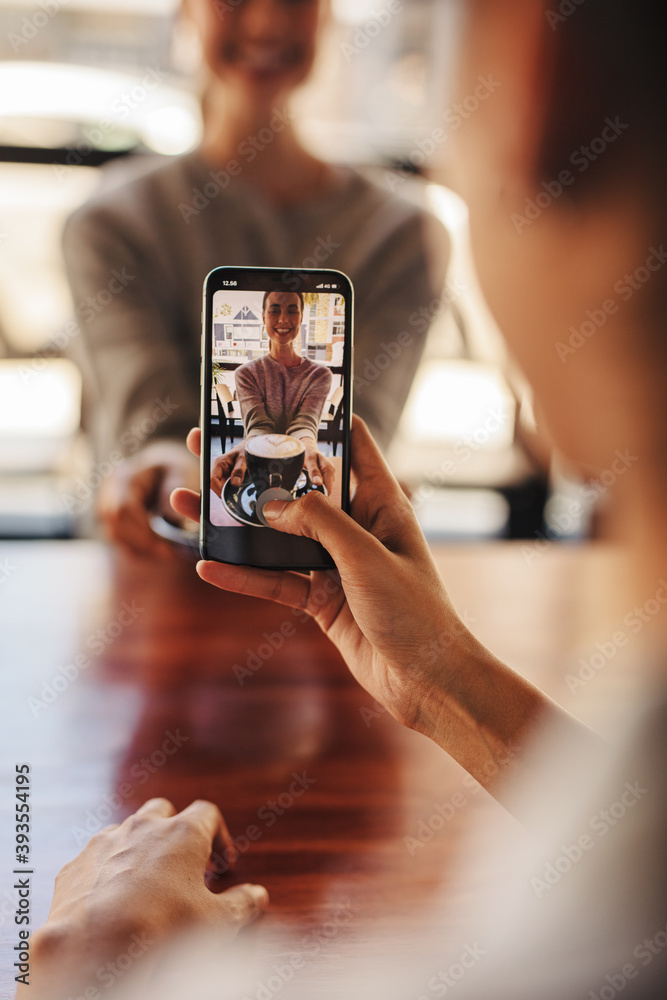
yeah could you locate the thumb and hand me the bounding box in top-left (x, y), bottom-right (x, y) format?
top-left (263, 491), bottom-right (387, 567)
top-left (212, 883), bottom-right (269, 934)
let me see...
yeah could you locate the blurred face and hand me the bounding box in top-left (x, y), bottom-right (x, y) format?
top-left (450, 1), bottom-right (650, 475)
top-left (185, 0), bottom-right (323, 98)
top-left (264, 292), bottom-right (303, 347)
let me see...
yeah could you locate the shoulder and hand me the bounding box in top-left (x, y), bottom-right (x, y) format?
top-left (341, 165), bottom-right (440, 230)
top-left (333, 167), bottom-right (449, 290)
top-left (300, 359), bottom-right (332, 382)
top-left (62, 153), bottom-right (199, 245)
top-left (235, 357), bottom-right (263, 377)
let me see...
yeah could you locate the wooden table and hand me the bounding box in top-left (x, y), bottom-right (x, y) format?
top-left (0, 540), bottom-right (627, 998)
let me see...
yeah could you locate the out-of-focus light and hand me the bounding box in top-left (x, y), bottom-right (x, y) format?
top-left (0, 63), bottom-right (201, 155)
top-left (332, 0), bottom-right (384, 25)
top-left (143, 105), bottom-right (199, 155)
top-left (427, 183), bottom-right (469, 239)
top-left (405, 360), bottom-right (515, 447)
top-left (0, 359), bottom-right (81, 438)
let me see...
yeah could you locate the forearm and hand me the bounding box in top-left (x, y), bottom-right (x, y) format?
top-left (415, 627), bottom-right (598, 808)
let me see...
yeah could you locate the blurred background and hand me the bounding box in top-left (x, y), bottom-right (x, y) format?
top-left (0, 0), bottom-right (592, 543)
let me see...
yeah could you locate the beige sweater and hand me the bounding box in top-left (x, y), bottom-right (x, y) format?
top-left (62, 152), bottom-right (448, 458)
top-left (235, 355), bottom-right (332, 442)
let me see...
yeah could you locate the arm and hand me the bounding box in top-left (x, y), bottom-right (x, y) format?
top-left (173, 420), bottom-right (599, 811)
top-left (62, 204), bottom-right (199, 556)
top-left (234, 363), bottom-right (275, 439)
top-left (285, 365), bottom-right (332, 442)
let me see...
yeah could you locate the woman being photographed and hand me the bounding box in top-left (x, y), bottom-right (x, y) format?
top-left (212, 290), bottom-right (334, 495)
top-left (62, 0), bottom-right (447, 558)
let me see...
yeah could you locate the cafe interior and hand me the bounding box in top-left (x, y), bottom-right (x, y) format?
top-left (2, 1), bottom-right (660, 998)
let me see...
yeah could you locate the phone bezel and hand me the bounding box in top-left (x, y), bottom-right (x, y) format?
top-left (200, 266), bottom-right (353, 570)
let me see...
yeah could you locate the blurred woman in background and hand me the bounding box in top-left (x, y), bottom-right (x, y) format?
top-left (62, 0), bottom-right (447, 558)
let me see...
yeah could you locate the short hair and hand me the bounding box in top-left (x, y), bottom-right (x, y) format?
top-left (262, 291), bottom-right (304, 313)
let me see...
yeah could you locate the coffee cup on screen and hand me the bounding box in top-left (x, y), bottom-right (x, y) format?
top-left (246, 434), bottom-right (305, 495)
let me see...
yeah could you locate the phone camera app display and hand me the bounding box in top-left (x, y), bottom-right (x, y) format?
top-left (207, 286), bottom-right (347, 530)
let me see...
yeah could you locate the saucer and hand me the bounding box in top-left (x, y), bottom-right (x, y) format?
top-left (222, 470), bottom-right (326, 527)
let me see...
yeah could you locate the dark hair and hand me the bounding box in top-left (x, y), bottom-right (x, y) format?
top-left (538, 0), bottom-right (666, 197)
top-left (262, 291), bottom-right (304, 313)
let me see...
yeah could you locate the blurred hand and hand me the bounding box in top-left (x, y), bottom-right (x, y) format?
top-left (98, 441), bottom-right (198, 559)
top-left (211, 442), bottom-right (247, 496)
top-left (18, 798), bottom-right (268, 1000)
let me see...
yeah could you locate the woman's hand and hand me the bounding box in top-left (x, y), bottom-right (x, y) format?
top-left (18, 798), bottom-right (268, 999)
top-left (211, 443), bottom-right (247, 495)
top-left (301, 437), bottom-right (335, 493)
top-left (173, 419), bottom-right (553, 795)
top-left (98, 441), bottom-right (199, 559)
top-left (174, 421), bottom-right (488, 736)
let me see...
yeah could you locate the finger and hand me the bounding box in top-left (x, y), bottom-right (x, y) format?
top-left (100, 469), bottom-right (172, 558)
top-left (262, 489), bottom-right (390, 567)
top-left (197, 560), bottom-right (311, 613)
top-left (105, 504), bottom-right (173, 560)
top-left (213, 883), bottom-right (269, 932)
top-left (134, 797), bottom-right (178, 818)
top-left (173, 800), bottom-right (237, 866)
top-left (230, 454), bottom-right (247, 487)
top-left (304, 453), bottom-right (323, 487)
top-left (186, 427), bottom-right (201, 458)
top-left (171, 487), bottom-right (201, 524)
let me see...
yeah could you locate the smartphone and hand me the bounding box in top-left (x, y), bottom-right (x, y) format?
top-left (200, 266), bottom-right (353, 569)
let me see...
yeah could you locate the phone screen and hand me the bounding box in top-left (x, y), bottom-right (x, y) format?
top-left (200, 267), bottom-right (353, 569)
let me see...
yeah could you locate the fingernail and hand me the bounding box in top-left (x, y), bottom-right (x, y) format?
top-left (263, 501), bottom-right (288, 522)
